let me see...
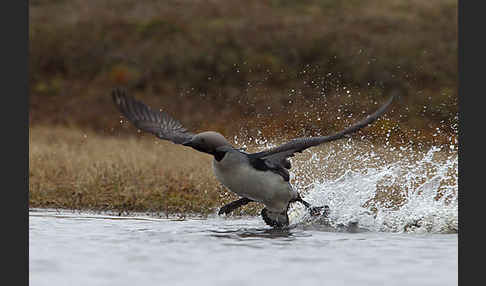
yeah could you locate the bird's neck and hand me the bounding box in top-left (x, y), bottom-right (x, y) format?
top-left (213, 150), bottom-right (226, 162)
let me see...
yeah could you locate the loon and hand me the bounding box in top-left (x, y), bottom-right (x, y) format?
top-left (112, 88), bottom-right (395, 228)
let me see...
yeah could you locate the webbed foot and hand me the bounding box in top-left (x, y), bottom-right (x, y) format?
top-left (261, 208), bottom-right (289, 228)
top-left (309, 205), bottom-right (330, 217)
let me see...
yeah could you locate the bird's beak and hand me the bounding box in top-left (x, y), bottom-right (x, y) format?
top-left (182, 140), bottom-right (192, 147)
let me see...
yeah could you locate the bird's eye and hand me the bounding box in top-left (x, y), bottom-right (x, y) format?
top-left (201, 138), bottom-right (205, 143)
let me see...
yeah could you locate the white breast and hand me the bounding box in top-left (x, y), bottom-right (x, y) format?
top-left (212, 152), bottom-right (297, 212)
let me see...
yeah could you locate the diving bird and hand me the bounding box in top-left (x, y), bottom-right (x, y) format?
top-left (112, 88), bottom-right (395, 228)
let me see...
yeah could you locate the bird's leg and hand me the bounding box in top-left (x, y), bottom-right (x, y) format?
top-left (218, 197), bottom-right (253, 215)
top-left (292, 195), bottom-right (330, 217)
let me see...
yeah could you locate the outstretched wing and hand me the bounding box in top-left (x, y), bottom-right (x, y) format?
top-left (248, 95), bottom-right (396, 180)
top-left (112, 88), bottom-right (194, 144)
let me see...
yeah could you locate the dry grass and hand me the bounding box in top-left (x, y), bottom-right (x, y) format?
top-left (29, 124), bottom-right (457, 215)
top-left (29, 125), bottom-right (236, 215)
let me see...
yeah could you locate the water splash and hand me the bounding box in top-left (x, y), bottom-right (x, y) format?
top-left (287, 142), bottom-right (458, 233)
top-left (235, 130), bottom-right (458, 234)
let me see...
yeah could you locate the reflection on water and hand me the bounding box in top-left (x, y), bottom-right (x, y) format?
top-left (30, 209), bottom-right (457, 286)
top-left (210, 227), bottom-right (295, 239)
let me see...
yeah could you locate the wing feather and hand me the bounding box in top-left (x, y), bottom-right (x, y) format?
top-left (112, 88), bottom-right (194, 144)
top-left (249, 95), bottom-right (396, 169)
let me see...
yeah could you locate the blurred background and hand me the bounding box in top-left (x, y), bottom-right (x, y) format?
top-left (29, 0), bottom-right (457, 146)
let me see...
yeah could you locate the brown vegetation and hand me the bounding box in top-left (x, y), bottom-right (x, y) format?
top-left (29, 0), bottom-right (457, 147)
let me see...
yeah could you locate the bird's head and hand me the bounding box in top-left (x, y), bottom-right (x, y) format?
top-left (182, 131), bottom-right (231, 156)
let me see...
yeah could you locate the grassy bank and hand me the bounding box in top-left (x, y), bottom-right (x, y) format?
top-left (29, 126), bottom-right (224, 215)
top-left (29, 0), bottom-right (457, 146)
top-left (29, 125), bottom-right (457, 215)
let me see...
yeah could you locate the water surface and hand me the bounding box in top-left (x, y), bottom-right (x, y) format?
top-left (30, 209), bottom-right (457, 286)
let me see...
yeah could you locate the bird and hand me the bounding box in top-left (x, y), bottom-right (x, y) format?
top-left (111, 88), bottom-right (395, 228)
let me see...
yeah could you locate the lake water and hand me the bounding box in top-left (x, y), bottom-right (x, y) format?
top-left (30, 208), bottom-right (457, 286)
